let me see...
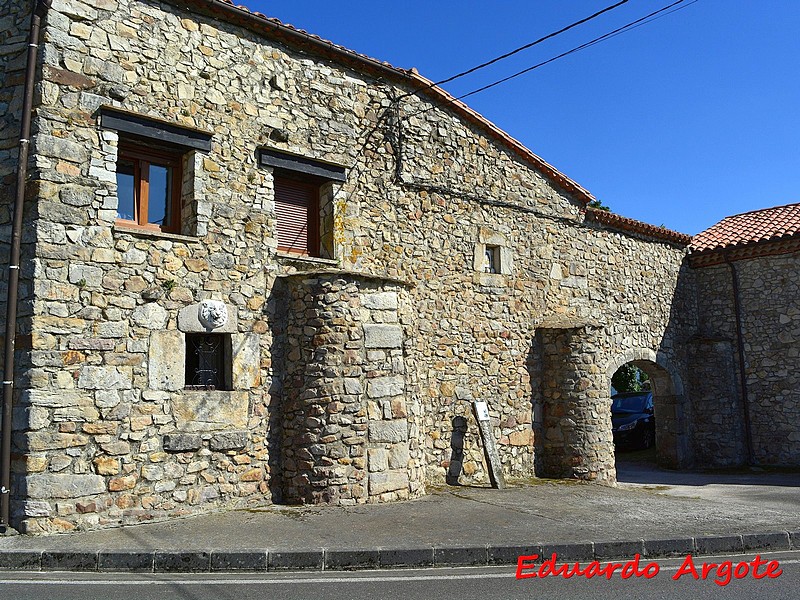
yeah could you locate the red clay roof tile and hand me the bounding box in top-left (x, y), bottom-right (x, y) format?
top-left (690, 202), bottom-right (800, 253)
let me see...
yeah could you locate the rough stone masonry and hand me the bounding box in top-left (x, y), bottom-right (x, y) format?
top-left (0, 0), bottom-right (796, 535)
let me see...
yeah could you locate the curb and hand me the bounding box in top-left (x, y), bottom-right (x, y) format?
top-left (0, 531), bottom-right (797, 573)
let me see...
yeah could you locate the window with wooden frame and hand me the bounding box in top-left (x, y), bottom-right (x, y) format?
top-left (115, 141), bottom-right (183, 233)
top-left (259, 149), bottom-right (346, 259)
top-left (273, 174), bottom-right (321, 256)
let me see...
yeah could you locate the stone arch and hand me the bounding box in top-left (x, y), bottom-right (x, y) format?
top-left (606, 348), bottom-right (691, 469)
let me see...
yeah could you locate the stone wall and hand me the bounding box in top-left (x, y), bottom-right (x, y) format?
top-left (0, 0), bottom-right (30, 206)
top-left (1, 0), bottom-right (705, 533)
top-left (693, 251), bottom-right (800, 466)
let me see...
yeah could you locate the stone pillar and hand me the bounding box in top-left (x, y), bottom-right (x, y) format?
top-left (538, 325), bottom-right (615, 484)
top-left (278, 272), bottom-right (419, 505)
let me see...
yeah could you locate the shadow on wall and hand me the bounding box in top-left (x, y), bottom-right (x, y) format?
top-left (678, 258), bottom-right (749, 469)
top-left (445, 416), bottom-right (468, 485)
top-left (652, 258), bottom-right (747, 470)
top-left (266, 276), bottom-right (290, 504)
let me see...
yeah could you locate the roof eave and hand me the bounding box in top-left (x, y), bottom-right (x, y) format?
top-left (584, 207), bottom-right (692, 246)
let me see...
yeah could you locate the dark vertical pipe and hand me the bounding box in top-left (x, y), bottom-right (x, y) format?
top-left (1, 0), bottom-right (50, 529)
top-left (726, 254), bottom-right (755, 465)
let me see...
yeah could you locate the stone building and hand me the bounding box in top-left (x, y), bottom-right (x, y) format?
top-left (0, 0), bottom-right (796, 534)
top-left (688, 203), bottom-right (800, 468)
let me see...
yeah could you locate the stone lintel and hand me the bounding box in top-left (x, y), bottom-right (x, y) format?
top-left (209, 431), bottom-right (248, 451)
top-left (26, 474), bottom-right (106, 499)
top-left (163, 433), bottom-right (203, 452)
top-left (278, 269), bottom-right (414, 288)
top-left (369, 419), bottom-right (408, 443)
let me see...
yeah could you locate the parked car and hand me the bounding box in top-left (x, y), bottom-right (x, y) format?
top-left (611, 391), bottom-right (655, 450)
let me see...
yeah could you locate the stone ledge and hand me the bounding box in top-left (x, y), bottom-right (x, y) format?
top-left (154, 551), bottom-right (211, 572)
top-left (641, 537), bottom-right (694, 557)
top-left (379, 547), bottom-right (435, 568)
top-left (98, 551), bottom-right (154, 572)
top-left (433, 546), bottom-right (488, 566)
top-left (593, 539), bottom-right (645, 560)
top-left (487, 544), bottom-right (543, 565)
top-left (268, 550), bottom-right (324, 570)
top-left (277, 269), bottom-right (415, 288)
top-left (41, 551), bottom-right (99, 571)
top-left (694, 534), bottom-right (744, 555)
top-left (274, 252), bottom-right (338, 266)
top-left (210, 551), bottom-right (268, 571)
top-left (324, 548), bottom-right (380, 570)
top-left (113, 225), bottom-right (200, 244)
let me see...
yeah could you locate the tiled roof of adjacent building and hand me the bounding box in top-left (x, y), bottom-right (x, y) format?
top-left (690, 202), bottom-right (800, 253)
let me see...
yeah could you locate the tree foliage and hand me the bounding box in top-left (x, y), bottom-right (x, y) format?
top-left (611, 364), bottom-right (650, 393)
top-left (588, 199), bottom-right (611, 211)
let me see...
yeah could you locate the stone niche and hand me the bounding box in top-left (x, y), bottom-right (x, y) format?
top-left (148, 301), bottom-right (259, 432)
top-left (276, 271), bottom-right (420, 505)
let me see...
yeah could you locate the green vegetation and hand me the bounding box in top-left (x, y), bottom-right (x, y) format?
top-left (612, 364), bottom-right (650, 393)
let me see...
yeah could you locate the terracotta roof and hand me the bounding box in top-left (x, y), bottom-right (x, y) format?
top-left (690, 202), bottom-right (800, 253)
top-left (170, 0), bottom-right (596, 204)
top-left (584, 208), bottom-right (692, 246)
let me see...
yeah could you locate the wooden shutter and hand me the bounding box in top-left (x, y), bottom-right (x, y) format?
top-left (274, 176), bottom-right (320, 255)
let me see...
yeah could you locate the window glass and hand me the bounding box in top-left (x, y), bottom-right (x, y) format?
top-left (116, 159), bottom-right (136, 222)
top-left (148, 163), bottom-right (171, 226)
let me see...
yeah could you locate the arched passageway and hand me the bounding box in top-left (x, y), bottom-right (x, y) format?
top-left (606, 350), bottom-right (691, 470)
top-left (537, 331), bottom-right (692, 486)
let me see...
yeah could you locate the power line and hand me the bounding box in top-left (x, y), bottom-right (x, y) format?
top-left (403, 0), bottom-right (698, 118)
top-left (398, 0), bottom-right (631, 101)
top-left (458, 0), bottom-right (698, 101)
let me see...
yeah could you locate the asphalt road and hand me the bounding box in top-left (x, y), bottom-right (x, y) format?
top-left (1, 551), bottom-right (798, 600)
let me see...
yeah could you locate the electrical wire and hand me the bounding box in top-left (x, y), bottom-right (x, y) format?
top-left (397, 0), bottom-right (631, 101)
top-left (403, 0), bottom-right (699, 118)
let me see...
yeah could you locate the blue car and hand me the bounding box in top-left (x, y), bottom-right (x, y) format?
top-left (611, 391), bottom-right (655, 450)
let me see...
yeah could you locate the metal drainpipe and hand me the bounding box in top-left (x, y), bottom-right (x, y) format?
top-left (725, 252), bottom-right (755, 466)
top-left (1, 0), bottom-right (51, 530)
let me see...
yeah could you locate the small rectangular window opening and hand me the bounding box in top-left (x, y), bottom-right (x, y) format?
top-left (185, 333), bottom-right (231, 390)
top-left (484, 245), bottom-right (501, 274)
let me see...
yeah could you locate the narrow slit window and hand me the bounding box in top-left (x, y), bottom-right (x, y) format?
top-left (485, 245), bottom-right (501, 274)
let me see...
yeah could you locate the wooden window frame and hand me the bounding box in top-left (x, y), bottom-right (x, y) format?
top-left (274, 174), bottom-right (321, 257)
top-left (115, 141), bottom-right (183, 233)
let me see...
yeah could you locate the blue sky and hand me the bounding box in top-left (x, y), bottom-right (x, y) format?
top-left (245, 1), bottom-right (800, 235)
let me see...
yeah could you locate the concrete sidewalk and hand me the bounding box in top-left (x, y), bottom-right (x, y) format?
top-left (0, 464), bottom-right (798, 572)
